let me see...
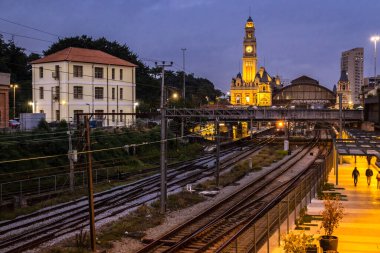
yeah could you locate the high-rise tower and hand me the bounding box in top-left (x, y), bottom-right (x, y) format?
top-left (242, 17), bottom-right (257, 83)
top-left (341, 48), bottom-right (363, 105)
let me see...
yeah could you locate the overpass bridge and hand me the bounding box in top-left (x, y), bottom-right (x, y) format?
top-left (165, 108), bottom-right (363, 122)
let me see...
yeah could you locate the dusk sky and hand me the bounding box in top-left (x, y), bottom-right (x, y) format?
top-left (1, 0), bottom-right (380, 92)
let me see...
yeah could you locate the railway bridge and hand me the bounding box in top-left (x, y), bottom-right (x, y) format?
top-left (165, 108), bottom-right (363, 121)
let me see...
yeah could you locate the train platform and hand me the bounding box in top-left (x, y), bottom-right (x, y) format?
top-left (272, 156), bottom-right (380, 253)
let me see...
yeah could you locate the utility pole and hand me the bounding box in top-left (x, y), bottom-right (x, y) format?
top-left (68, 122), bottom-right (75, 192)
top-left (181, 48), bottom-right (186, 137)
top-left (215, 117), bottom-right (220, 187)
top-left (85, 115), bottom-right (96, 252)
top-left (155, 61), bottom-right (173, 214)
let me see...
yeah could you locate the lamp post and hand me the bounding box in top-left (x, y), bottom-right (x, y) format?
top-left (28, 101), bottom-right (34, 113)
top-left (10, 84), bottom-right (18, 119)
top-left (85, 103), bottom-right (91, 113)
top-left (371, 35), bottom-right (380, 78)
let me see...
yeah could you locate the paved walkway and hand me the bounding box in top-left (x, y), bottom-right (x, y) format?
top-left (272, 156), bottom-right (380, 253)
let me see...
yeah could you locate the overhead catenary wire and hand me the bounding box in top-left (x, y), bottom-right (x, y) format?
top-left (0, 133), bottom-right (196, 165)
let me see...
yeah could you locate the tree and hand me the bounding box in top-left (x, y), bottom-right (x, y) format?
top-left (0, 35), bottom-right (38, 118)
top-left (45, 36), bottom-right (222, 110)
top-left (44, 35), bottom-right (161, 110)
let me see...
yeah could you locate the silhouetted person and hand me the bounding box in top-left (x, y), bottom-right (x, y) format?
top-left (352, 167), bottom-right (360, 186)
top-left (365, 168), bottom-right (373, 186)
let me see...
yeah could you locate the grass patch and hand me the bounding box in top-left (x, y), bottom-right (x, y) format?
top-left (197, 145), bottom-right (287, 190)
top-left (151, 191), bottom-right (206, 211)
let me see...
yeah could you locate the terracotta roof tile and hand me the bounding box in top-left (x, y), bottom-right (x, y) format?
top-left (31, 47), bottom-right (137, 67)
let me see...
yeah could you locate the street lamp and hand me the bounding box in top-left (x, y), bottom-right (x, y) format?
top-left (172, 92), bottom-right (178, 100)
top-left (85, 103), bottom-right (91, 113)
top-left (370, 35), bottom-right (380, 77)
top-left (10, 84), bottom-right (18, 119)
top-left (28, 101), bottom-right (34, 113)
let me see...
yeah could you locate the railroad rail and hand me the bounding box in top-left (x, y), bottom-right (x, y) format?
top-left (0, 134), bottom-right (276, 252)
top-left (137, 133), bottom-right (323, 253)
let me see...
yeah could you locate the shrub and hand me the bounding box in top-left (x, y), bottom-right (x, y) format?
top-left (282, 231), bottom-right (313, 253)
top-left (320, 195), bottom-right (344, 236)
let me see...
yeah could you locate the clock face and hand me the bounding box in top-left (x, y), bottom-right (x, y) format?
top-left (246, 46), bottom-right (253, 53)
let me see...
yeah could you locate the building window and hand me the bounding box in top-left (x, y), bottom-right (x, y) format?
top-left (39, 87), bottom-right (44, 99)
top-left (39, 67), bottom-right (43, 78)
top-left (112, 68), bottom-right (115, 80)
top-left (112, 87), bottom-right (115, 99)
top-left (95, 110), bottom-right (104, 120)
top-left (56, 110), bottom-right (60, 121)
top-left (95, 87), bottom-right (104, 99)
top-left (120, 88), bottom-right (123, 100)
top-left (95, 67), bottom-right (103, 79)
top-left (54, 86), bottom-right (60, 100)
top-left (40, 110), bottom-right (44, 114)
top-left (120, 69), bottom-right (123, 80)
top-left (73, 110), bottom-right (84, 123)
top-left (120, 110), bottom-right (123, 122)
top-left (73, 65), bottom-right (83, 77)
top-left (54, 65), bottom-right (60, 79)
top-left (236, 95), bottom-right (241, 104)
top-left (245, 96), bottom-right (250, 103)
top-left (112, 109), bottom-right (115, 122)
top-left (73, 86), bottom-right (83, 99)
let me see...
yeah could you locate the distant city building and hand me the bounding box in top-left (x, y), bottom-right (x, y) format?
top-left (362, 75), bottom-right (380, 97)
top-left (341, 48), bottom-right (364, 105)
top-left (31, 47), bottom-right (137, 126)
top-left (0, 72), bottom-right (10, 128)
top-left (272, 76), bottom-right (336, 108)
top-left (335, 70), bottom-right (352, 109)
top-left (230, 17), bottom-right (282, 107)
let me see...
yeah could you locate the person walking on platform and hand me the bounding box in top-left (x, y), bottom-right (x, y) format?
top-left (377, 171), bottom-right (380, 189)
top-left (365, 168), bottom-right (373, 186)
top-left (352, 167), bottom-right (360, 186)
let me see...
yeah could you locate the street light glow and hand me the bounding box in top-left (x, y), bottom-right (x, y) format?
top-left (371, 35), bottom-right (380, 42)
top-left (172, 92), bottom-right (178, 99)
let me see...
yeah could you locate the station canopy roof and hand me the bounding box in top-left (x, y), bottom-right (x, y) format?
top-left (335, 129), bottom-right (380, 157)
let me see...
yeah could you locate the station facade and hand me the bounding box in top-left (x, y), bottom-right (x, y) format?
top-left (229, 17), bottom-right (335, 109)
top-left (229, 17), bottom-right (282, 107)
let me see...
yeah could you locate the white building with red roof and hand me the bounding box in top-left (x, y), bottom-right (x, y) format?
top-left (31, 47), bottom-right (137, 126)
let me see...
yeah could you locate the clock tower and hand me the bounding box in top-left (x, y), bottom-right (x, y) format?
top-left (242, 16), bottom-right (257, 83)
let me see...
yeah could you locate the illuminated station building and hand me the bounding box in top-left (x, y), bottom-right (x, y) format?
top-left (198, 17), bottom-right (337, 140)
top-left (224, 17), bottom-right (282, 139)
top-left (230, 17), bottom-right (282, 107)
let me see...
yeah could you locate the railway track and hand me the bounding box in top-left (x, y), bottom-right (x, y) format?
top-left (0, 134), bottom-right (276, 253)
top-left (137, 134), bottom-right (322, 253)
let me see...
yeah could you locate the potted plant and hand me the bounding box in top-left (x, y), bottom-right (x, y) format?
top-left (282, 231), bottom-right (313, 253)
top-left (319, 195), bottom-right (344, 252)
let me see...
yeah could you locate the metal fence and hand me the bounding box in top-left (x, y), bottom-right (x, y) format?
top-left (218, 149), bottom-right (333, 252)
top-left (0, 165), bottom-right (127, 205)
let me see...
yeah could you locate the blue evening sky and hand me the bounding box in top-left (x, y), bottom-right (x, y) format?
top-left (1, 0), bottom-right (379, 92)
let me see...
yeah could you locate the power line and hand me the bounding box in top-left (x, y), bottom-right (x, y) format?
top-left (0, 134), bottom-right (194, 165)
top-left (0, 30), bottom-right (55, 43)
top-left (0, 17), bottom-right (61, 38)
